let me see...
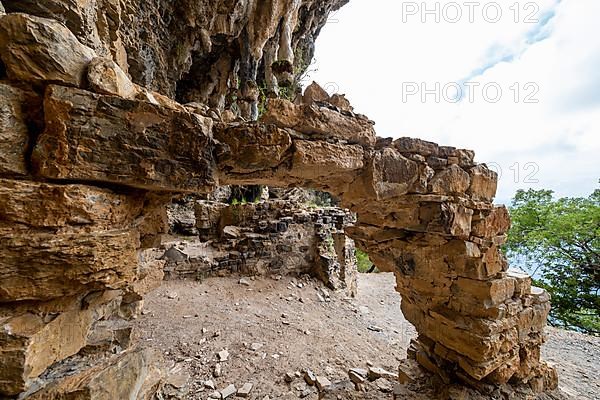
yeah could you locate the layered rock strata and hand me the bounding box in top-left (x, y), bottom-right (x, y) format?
top-left (0, 3), bottom-right (557, 399)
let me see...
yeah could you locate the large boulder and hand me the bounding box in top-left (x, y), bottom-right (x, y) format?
top-left (0, 178), bottom-right (145, 230)
top-left (290, 140), bottom-right (364, 193)
top-left (0, 291), bottom-right (122, 396)
top-left (0, 228), bottom-right (139, 301)
top-left (0, 13), bottom-right (95, 86)
top-left (33, 85), bottom-right (217, 192)
top-left (24, 349), bottom-right (163, 400)
top-left (260, 98), bottom-right (376, 146)
top-left (215, 123), bottom-right (292, 174)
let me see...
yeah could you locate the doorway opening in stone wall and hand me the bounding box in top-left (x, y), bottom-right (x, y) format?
top-left (134, 189), bottom-right (417, 399)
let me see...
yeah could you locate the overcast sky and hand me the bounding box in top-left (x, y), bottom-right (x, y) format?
top-left (310, 0), bottom-right (599, 204)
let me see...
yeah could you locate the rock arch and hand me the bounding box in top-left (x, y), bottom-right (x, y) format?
top-left (0, 9), bottom-right (557, 400)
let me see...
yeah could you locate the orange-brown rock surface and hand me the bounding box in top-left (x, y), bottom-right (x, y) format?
top-left (0, 2), bottom-right (558, 399)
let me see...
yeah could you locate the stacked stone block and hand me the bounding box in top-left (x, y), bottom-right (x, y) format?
top-left (162, 199), bottom-right (358, 294)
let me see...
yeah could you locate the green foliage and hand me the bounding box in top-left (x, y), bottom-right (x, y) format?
top-left (304, 190), bottom-right (337, 208)
top-left (505, 187), bottom-right (600, 334)
top-left (356, 248), bottom-right (376, 273)
top-left (228, 186), bottom-right (263, 205)
top-left (323, 236), bottom-right (335, 254)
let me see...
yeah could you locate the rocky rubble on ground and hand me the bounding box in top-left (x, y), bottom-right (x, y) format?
top-left (0, 1), bottom-right (561, 399)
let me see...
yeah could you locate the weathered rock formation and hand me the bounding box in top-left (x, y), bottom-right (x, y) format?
top-left (1, 0), bottom-right (348, 119)
top-left (0, 2), bottom-right (558, 399)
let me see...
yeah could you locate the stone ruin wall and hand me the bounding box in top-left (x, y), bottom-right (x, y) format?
top-left (0, 1), bottom-right (558, 399)
top-left (160, 198), bottom-right (357, 295)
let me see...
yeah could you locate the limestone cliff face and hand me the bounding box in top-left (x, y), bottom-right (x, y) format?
top-left (2, 0), bottom-right (347, 116)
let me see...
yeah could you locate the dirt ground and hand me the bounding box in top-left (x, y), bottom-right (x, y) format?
top-left (136, 273), bottom-right (599, 399)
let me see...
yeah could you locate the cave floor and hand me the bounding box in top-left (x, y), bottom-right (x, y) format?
top-left (135, 274), bottom-right (599, 399)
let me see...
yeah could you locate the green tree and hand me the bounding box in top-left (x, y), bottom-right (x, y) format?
top-left (505, 188), bottom-right (600, 334)
top-left (355, 248), bottom-right (375, 273)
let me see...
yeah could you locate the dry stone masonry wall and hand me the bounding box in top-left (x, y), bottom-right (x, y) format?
top-left (0, 1), bottom-right (557, 399)
top-left (161, 199), bottom-right (357, 296)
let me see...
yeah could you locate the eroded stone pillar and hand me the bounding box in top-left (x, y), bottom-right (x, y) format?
top-left (249, 97), bottom-right (558, 394)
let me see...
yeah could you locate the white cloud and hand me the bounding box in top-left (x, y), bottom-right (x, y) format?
top-left (310, 0), bottom-right (600, 203)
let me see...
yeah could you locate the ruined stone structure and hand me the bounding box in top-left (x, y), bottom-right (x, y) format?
top-left (0, 1), bottom-right (558, 399)
top-left (161, 199), bottom-right (357, 295)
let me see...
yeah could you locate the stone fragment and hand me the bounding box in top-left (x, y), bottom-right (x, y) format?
top-left (250, 342), bottom-right (263, 351)
top-left (367, 325), bottom-right (383, 332)
top-left (486, 353), bottom-right (520, 384)
top-left (166, 292), bottom-right (178, 300)
top-left (213, 363), bottom-right (223, 377)
top-left (162, 247), bottom-right (188, 263)
top-left (33, 85), bottom-right (216, 192)
top-left (303, 81), bottom-right (329, 104)
top-left (224, 225), bottom-right (242, 238)
top-left (144, 90), bottom-right (189, 113)
top-left (429, 164), bottom-right (471, 195)
top-left (0, 2), bottom-right (4, 16)
top-left (0, 0), bottom-right (129, 70)
top-left (315, 376), bottom-right (332, 391)
top-left (394, 137), bottom-right (440, 156)
top-left (348, 368), bottom-right (367, 384)
top-left (446, 240), bottom-right (506, 280)
top-left (123, 256), bottom-right (165, 303)
top-left (329, 94), bottom-right (353, 112)
top-left (205, 380), bottom-right (216, 390)
top-left (261, 98), bottom-right (376, 146)
top-left (397, 359), bottom-right (426, 384)
top-left (220, 384), bottom-right (237, 399)
top-left (348, 147), bottom-right (420, 201)
top-left (0, 84), bottom-right (40, 177)
top-left (284, 371), bottom-right (295, 382)
top-left (236, 382), bottom-right (253, 397)
top-left (318, 381), bottom-right (356, 399)
top-left (471, 206), bottom-right (511, 238)
top-left (161, 363), bottom-right (190, 398)
top-left (367, 367), bottom-right (399, 381)
top-left (0, 13), bottom-right (95, 86)
top-left (87, 57), bottom-right (136, 98)
top-left (508, 269), bottom-right (532, 296)
top-left (452, 276), bottom-right (516, 307)
top-left (304, 369), bottom-right (316, 386)
top-left (529, 286), bottom-right (551, 304)
top-left (468, 164), bottom-right (498, 201)
top-left (218, 349), bottom-right (230, 362)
